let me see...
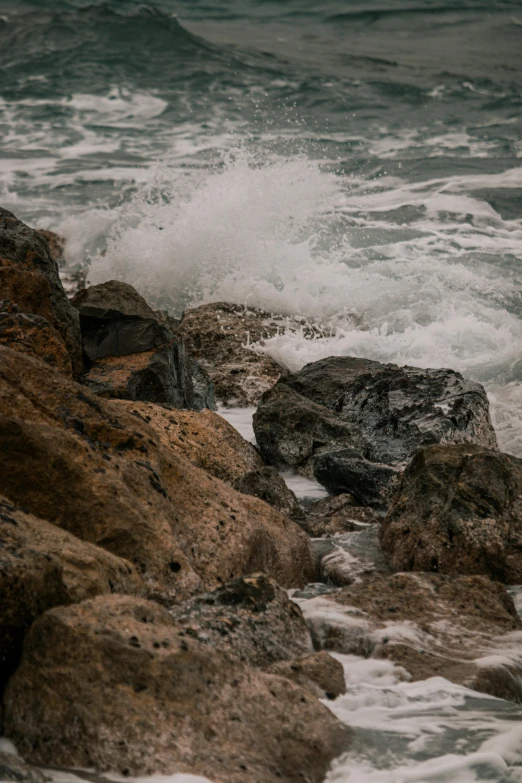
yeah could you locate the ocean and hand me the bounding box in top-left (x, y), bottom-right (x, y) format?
top-left (1, 1), bottom-right (522, 781)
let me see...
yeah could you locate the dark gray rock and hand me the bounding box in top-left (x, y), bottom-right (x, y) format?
top-left (233, 466), bottom-right (305, 523)
top-left (303, 494), bottom-right (382, 537)
top-left (72, 280), bottom-right (173, 362)
top-left (0, 209), bottom-right (82, 377)
top-left (381, 443), bottom-right (522, 584)
top-left (0, 753), bottom-right (48, 783)
top-left (314, 449), bottom-right (399, 509)
top-left (83, 340), bottom-right (215, 410)
top-left (254, 356), bottom-right (497, 503)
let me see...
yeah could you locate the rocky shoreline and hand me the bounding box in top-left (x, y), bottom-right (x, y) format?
top-left (1, 207), bottom-right (522, 783)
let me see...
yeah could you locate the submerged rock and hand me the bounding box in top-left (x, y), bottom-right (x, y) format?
top-left (0, 299), bottom-right (73, 375)
top-left (83, 339), bottom-right (214, 410)
top-left (72, 280), bottom-right (173, 361)
top-left (0, 347), bottom-right (314, 600)
top-left (178, 302), bottom-right (285, 406)
top-left (168, 574), bottom-right (313, 668)
top-left (0, 209), bottom-right (82, 377)
top-left (381, 443), bottom-right (522, 584)
top-left (297, 572), bottom-right (522, 702)
top-left (254, 356), bottom-right (497, 500)
top-left (4, 595), bottom-right (351, 783)
top-left (0, 495), bottom-right (142, 696)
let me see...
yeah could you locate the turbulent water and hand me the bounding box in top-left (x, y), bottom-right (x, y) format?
top-left (1, 1), bottom-right (522, 781)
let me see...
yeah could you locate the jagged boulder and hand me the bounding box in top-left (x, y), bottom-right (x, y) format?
top-left (0, 347), bottom-right (314, 601)
top-left (0, 495), bottom-right (142, 696)
top-left (0, 209), bottom-right (82, 377)
top-left (380, 443), bottom-right (522, 583)
top-left (4, 595), bottom-right (351, 783)
top-left (254, 356), bottom-right (497, 501)
top-left (296, 572), bottom-right (522, 702)
top-left (83, 340), bottom-right (214, 410)
top-left (0, 299), bottom-right (72, 375)
top-left (72, 280), bottom-right (173, 361)
top-left (168, 574), bottom-right (312, 668)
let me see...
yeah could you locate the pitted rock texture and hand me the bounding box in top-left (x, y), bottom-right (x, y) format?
top-left (0, 299), bottom-right (72, 375)
top-left (0, 347), bottom-right (314, 601)
top-left (381, 443), bottom-right (522, 583)
top-left (113, 401), bottom-right (264, 484)
top-left (266, 651), bottom-right (346, 701)
top-left (0, 209), bottom-right (82, 377)
top-left (72, 280), bottom-right (173, 361)
top-left (168, 574), bottom-right (313, 668)
top-left (83, 340), bottom-right (214, 410)
top-left (0, 495), bottom-right (142, 696)
top-left (4, 595), bottom-right (351, 783)
top-left (178, 302), bottom-right (285, 406)
top-left (297, 572), bottom-right (522, 702)
top-left (254, 356), bottom-right (497, 498)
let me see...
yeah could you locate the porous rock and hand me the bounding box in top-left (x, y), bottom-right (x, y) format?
top-left (0, 495), bottom-right (142, 695)
top-left (0, 299), bottom-right (72, 375)
top-left (4, 595), bottom-right (351, 783)
top-left (266, 651), bottom-right (346, 700)
top-left (297, 572), bottom-right (522, 701)
top-left (83, 340), bottom-right (214, 410)
top-left (381, 443), bottom-right (522, 583)
top-left (254, 356), bottom-right (497, 498)
top-left (168, 574), bottom-right (312, 668)
top-left (113, 401), bottom-right (263, 484)
top-left (72, 280), bottom-right (173, 361)
top-left (178, 302), bottom-right (285, 406)
top-left (0, 209), bottom-right (82, 377)
top-left (0, 347), bottom-right (314, 600)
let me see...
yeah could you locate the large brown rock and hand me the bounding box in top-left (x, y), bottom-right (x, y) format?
top-left (114, 401), bottom-right (263, 484)
top-left (266, 651), bottom-right (346, 701)
top-left (297, 572), bottom-right (522, 701)
top-left (0, 495), bottom-right (142, 696)
top-left (168, 574), bottom-right (313, 668)
top-left (380, 443), bottom-right (522, 583)
top-left (0, 347), bottom-right (314, 600)
top-left (178, 302), bottom-right (285, 406)
top-left (0, 209), bottom-right (82, 377)
top-left (0, 299), bottom-right (72, 375)
top-left (4, 595), bottom-right (351, 783)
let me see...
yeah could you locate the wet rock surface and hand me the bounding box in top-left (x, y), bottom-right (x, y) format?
top-left (381, 443), bottom-right (522, 584)
top-left (0, 299), bottom-right (72, 375)
top-left (0, 346), bottom-right (314, 601)
top-left (297, 572), bottom-right (522, 701)
top-left (4, 595), bottom-right (351, 783)
top-left (178, 302), bottom-right (285, 406)
top-left (83, 339), bottom-right (214, 410)
top-left (314, 449), bottom-right (399, 509)
top-left (72, 280), bottom-right (173, 362)
top-left (266, 651), bottom-right (346, 700)
top-left (233, 466), bottom-right (306, 523)
top-left (0, 752), bottom-right (49, 783)
top-left (0, 495), bottom-right (142, 695)
top-left (168, 574), bottom-right (313, 668)
top-left (254, 356), bottom-right (497, 498)
top-left (0, 209), bottom-right (82, 377)
top-left (113, 401), bottom-right (264, 484)
top-left (302, 494), bottom-right (382, 537)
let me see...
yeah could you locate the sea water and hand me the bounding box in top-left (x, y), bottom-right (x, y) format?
top-left (1, 1), bottom-right (522, 780)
